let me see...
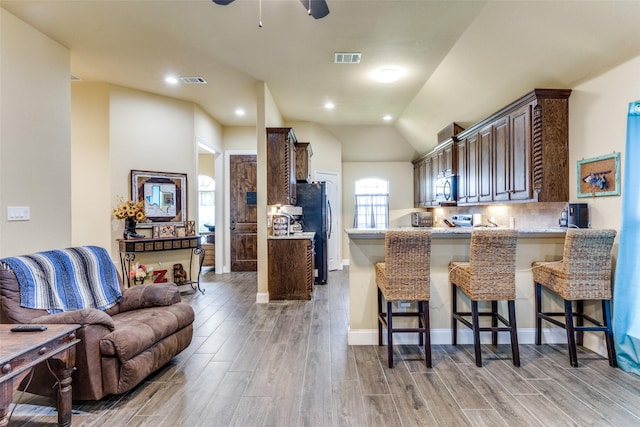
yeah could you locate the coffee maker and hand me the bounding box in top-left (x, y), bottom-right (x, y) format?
top-left (560, 203), bottom-right (589, 228)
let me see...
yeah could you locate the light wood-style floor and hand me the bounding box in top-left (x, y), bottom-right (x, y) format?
top-left (9, 268), bottom-right (640, 426)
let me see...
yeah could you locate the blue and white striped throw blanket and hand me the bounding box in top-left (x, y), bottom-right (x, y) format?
top-left (1, 246), bottom-right (122, 313)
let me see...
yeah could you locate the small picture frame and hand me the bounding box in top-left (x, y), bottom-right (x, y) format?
top-left (577, 152), bottom-right (621, 198)
top-left (153, 225), bottom-right (176, 238)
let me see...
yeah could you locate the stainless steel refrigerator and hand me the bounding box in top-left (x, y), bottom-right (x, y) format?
top-left (296, 182), bottom-right (329, 284)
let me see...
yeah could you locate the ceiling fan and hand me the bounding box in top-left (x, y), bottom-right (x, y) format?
top-left (212, 0), bottom-right (330, 20)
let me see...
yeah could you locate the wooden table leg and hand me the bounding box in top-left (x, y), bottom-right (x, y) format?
top-left (0, 380), bottom-right (11, 427)
top-left (49, 347), bottom-right (76, 427)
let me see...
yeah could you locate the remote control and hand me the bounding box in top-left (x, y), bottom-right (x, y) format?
top-left (10, 325), bottom-right (48, 332)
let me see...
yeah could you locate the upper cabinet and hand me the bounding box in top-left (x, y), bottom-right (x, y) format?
top-left (295, 142), bottom-right (313, 183)
top-left (459, 89), bottom-right (571, 204)
top-left (414, 89), bottom-right (571, 207)
top-left (267, 127), bottom-right (297, 205)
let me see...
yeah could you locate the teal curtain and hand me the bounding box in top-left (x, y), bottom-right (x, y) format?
top-left (614, 100), bottom-right (640, 374)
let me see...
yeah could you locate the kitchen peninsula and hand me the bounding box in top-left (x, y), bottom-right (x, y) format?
top-left (345, 227), bottom-right (567, 346)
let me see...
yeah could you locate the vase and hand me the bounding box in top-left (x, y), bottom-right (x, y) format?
top-left (124, 218), bottom-right (144, 239)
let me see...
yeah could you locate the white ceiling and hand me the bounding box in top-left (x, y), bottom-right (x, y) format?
top-left (3, 0), bottom-right (640, 158)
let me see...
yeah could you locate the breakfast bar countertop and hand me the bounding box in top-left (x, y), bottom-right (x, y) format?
top-left (267, 232), bottom-right (315, 240)
top-left (345, 227), bottom-right (567, 239)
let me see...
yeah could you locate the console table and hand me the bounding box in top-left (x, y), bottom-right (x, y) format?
top-left (0, 324), bottom-right (80, 427)
top-left (117, 236), bottom-right (205, 294)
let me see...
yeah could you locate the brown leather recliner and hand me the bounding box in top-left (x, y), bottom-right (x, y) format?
top-left (0, 250), bottom-right (195, 401)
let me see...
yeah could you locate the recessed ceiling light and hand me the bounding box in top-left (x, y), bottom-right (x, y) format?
top-left (383, 115), bottom-right (393, 121)
top-left (165, 76), bottom-right (179, 85)
top-left (324, 102), bottom-right (335, 110)
top-left (235, 108), bottom-right (246, 116)
top-left (373, 67), bottom-right (404, 83)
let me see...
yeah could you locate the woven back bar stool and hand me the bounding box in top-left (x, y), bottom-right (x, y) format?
top-left (376, 229), bottom-right (432, 368)
top-left (449, 228), bottom-right (519, 367)
top-left (532, 229), bottom-right (617, 367)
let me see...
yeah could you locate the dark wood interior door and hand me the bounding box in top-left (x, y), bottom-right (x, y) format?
top-left (230, 154), bottom-right (257, 271)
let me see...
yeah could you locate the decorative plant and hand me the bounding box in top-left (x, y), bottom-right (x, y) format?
top-left (129, 262), bottom-right (153, 283)
top-left (113, 196), bottom-right (147, 222)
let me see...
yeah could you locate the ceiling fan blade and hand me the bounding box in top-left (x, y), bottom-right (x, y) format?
top-left (212, 0), bottom-right (235, 5)
top-left (300, 0), bottom-right (330, 19)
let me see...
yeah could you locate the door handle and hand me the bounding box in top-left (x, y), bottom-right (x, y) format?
top-left (327, 200), bottom-right (333, 239)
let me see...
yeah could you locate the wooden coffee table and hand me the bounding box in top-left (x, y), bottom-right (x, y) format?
top-left (0, 324), bottom-right (80, 427)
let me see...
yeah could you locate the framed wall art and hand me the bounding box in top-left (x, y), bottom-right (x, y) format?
top-left (131, 170), bottom-right (187, 227)
top-left (577, 152), bottom-right (620, 198)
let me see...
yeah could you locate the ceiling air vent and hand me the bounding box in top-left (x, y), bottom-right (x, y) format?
top-left (334, 52), bottom-right (361, 64)
top-left (179, 76), bottom-right (207, 84)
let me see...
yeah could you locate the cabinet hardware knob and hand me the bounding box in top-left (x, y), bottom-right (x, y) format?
top-left (38, 347), bottom-right (48, 355)
top-left (1, 363), bottom-right (11, 374)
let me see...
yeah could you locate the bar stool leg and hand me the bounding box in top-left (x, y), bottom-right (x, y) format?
top-left (377, 288), bottom-right (383, 347)
top-left (535, 283), bottom-right (542, 345)
top-left (418, 301), bottom-right (424, 347)
top-left (471, 300), bottom-right (482, 367)
top-left (603, 299), bottom-right (617, 368)
top-left (564, 299), bottom-right (578, 367)
top-left (387, 301), bottom-right (394, 368)
top-left (451, 283), bottom-right (458, 345)
top-left (491, 301), bottom-right (498, 346)
top-left (508, 300), bottom-right (520, 367)
top-left (424, 301), bottom-right (432, 368)
top-left (576, 300), bottom-right (584, 346)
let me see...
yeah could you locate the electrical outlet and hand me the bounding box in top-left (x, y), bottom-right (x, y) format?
top-left (7, 206), bottom-right (30, 221)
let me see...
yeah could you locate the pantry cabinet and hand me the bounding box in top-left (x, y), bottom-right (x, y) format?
top-left (267, 127), bottom-right (297, 205)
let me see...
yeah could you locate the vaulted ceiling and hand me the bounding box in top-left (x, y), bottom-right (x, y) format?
top-left (3, 0), bottom-right (640, 160)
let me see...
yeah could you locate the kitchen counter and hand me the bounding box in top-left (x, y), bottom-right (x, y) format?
top-left (345, 227), bottom-right (567, 239)
top-left (268, 232), bottom-right (315, 240)
top-left (345, 227), bottom-right (567, 346)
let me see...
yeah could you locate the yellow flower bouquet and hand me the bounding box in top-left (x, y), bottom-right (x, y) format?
top-left (113, 197), bottom-right (147, 222)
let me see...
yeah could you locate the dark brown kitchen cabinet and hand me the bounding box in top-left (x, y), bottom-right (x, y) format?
top-left (456, 134), bottom-right (479, 204)
top-left (436, 140), bottom-right (455, 177)
top-left (268, 238), bottom-right (314, 300)
top-left (478, 126), bottom-right (493, 203)
top-left (267, 127), bottom-right (297, 205)
top-left (455, 88), bottom-right (571, 204)
top-left (413, 154), bottom-right (437, 207)
top-left (413, 157), bottom-right (432, 208)
top-left (295, 142), bottom-right (312, 183)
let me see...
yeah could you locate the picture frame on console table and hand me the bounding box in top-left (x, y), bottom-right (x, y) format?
top-left (131, 170), bottom-right (187, 227)
top-left (577, 152), bottom-right (620, 198)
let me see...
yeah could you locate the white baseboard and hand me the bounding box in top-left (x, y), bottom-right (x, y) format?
top-left (347, 327), bottom-right (568, 346)
top-left (342, 258), bottom-right (349, 266)
top-left (256, 292), bottom-right (269, 304)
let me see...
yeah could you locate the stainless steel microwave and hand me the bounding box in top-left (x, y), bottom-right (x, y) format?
top-left (435, 175), bottom-right (457, 205)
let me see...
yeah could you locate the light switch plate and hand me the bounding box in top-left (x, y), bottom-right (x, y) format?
top-left (7, 206), bottom-right (30, 221)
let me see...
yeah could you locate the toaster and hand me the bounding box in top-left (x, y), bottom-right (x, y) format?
top-left (411, 211), bottom-right (433, 227)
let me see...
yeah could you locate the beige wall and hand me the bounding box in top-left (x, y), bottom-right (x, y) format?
top-left (569, 55), bottom-right (640, 232)
top-left (0, 9), bottom-right (72, 256)
top-left (71, 83), bottom-right (111, 248)
top-left (198, 153), bottom-right (215, 178)
top-left (342, 162), bottom-right (415, 262)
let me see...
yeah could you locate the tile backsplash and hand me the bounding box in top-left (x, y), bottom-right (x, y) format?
top-left (430, 202), bottom-right (568, 228)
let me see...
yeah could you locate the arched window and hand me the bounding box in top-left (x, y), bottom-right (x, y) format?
top-left (198, 175), bottom-right (215, 232)
top-left (353, 177), bottom-right (389, 229)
